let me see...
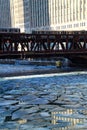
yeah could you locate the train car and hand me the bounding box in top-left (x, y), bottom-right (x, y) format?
top-left (32, 30), bottom-right (87, 35)
top-left (0, 28), bottom-right (20, 33)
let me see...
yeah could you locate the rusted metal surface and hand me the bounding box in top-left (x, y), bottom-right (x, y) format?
top-left (0, 31), bottom-right (87, 59)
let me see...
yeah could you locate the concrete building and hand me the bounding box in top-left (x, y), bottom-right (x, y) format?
top-left (0, 0), bottom-right (11, 28)
top-left (10, 0), bottom-right (87, 33)
top-left (30, 0), bottom-right (87, 31)
top-left (10, 0), bottom-right (31, 32)
top-left (52, 0), bottom-right (87, 31)
top-left (29, 0), bottom-right (50, 31)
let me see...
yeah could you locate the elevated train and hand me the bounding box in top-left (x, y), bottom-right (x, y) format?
top-left (32, 30), bottom-right (87, 34)
top-left (0, 28), bottom-right (20, 33)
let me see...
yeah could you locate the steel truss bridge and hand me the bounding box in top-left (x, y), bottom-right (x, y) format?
top-left (0, 31), bottom-right (87, 63)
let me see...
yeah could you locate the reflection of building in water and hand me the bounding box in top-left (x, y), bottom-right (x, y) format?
top-left (17, 119), bottom-right (27, 124)
top-left (51, 109), bottom-right (85, 130)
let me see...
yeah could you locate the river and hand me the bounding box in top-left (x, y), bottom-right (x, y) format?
top-left (0, 60), bottom-right (87, 130)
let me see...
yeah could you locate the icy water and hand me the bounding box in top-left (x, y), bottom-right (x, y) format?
top-left (0, 63), bottom-right (87, 130)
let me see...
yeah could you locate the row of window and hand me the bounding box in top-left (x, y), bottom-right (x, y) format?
top-left (58, 22), bottom-right (86, 30)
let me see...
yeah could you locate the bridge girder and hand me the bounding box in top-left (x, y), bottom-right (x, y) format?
top-left (0, 32), bottom-right (87, 59)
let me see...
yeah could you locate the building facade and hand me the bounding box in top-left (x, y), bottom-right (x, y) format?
top-left (10, 0), bottom-right (87, 33)
top-left (10, 0), bottom-right (31, 32)
top-left (29, 0), bottom-right (50, 31)
top-left (51, 0), bottom-right (87, 31)
top-left (0, 0), bottom-right (11, 28)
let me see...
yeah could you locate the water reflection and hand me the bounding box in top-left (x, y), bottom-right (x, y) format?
top-left (51, 109), bottom-right (86, 129)
top-left (17, 119), bottom-right (27, 124)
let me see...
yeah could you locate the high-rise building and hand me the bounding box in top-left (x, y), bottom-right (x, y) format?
top-left (0, 0), bottom-right (11, 28)
top-left (30, 0), bottom-right (87, 31)
top-left (52, 0), bottom-right (87, 31)
top-left (10, 0), bottom-right (31, 32)
top-left (10, 0), bottom-right (50, 32)
top-left (10, 0), bottom-right (87, 33)
top-left (29, 0), bottom-right (50, 31)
